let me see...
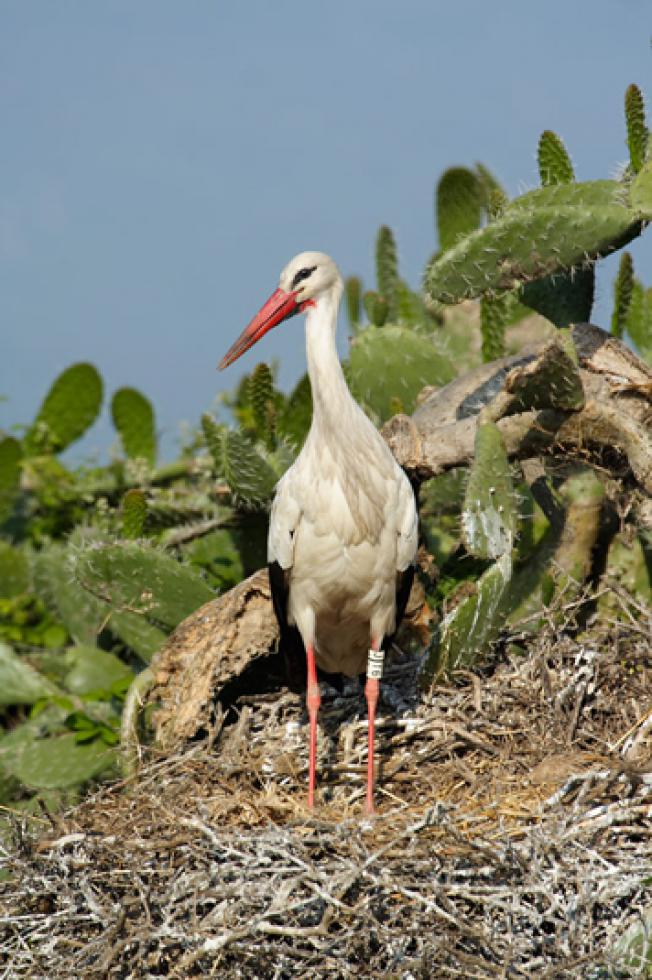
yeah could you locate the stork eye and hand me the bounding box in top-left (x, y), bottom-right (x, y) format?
top-left (291, 266), bottom-right (317, 289)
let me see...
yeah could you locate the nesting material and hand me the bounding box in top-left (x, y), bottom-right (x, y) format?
top-left (1, 595), bottom-right (651, 978)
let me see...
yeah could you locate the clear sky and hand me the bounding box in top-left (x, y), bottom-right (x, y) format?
top-left (1, 1), bottom-right (651, 460)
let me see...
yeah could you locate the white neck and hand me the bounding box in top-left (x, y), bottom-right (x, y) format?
top-left (304, 287), bottom-right (353, 432)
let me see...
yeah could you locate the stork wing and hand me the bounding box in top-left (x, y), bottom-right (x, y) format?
top-left (267, 472), bottom-right (301, 570)
top-left (396, 472), bottom-right (418, 572)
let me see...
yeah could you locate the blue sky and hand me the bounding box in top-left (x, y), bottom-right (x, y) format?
top-left (1, 1), bottom-right (651, 460)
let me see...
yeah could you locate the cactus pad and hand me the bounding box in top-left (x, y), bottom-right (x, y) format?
top-left (625, 83), bottom-right (647, 174)
top-left (0, 641), bottom-right (59, 705)
top-left (462, 423), bottom-right (517, 559)
top-left (436, 167), bottom-right (483, 252)
top-left (611, 252), bottom-right (634, 338)
top-left (426, 191), bottom-right (639, 304)
top-left (111, 387), bottom-right (157, 464)
top-left (520, 265), bottom-right (595, 327)
top-left (25, 362), bottom-right (103, 454)
top-left (375, 226), bottom-right (399, 318)
top-left (122, 489), bottom-right (148, 539)
top-left (537, 130), bottom-right (575, 186)
top-left (73, 542), bottom-right (214, 631)
top-left (348, 325), bottom-right (455, 421)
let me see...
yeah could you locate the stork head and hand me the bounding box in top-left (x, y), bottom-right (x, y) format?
top-left (219, 251), bottom-right (342, 369)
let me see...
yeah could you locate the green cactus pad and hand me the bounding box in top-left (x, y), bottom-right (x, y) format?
top-left (475, 163), bottom-right (508, 215)
top-left (630, 160), bottom-right (652, 218)
top-left (221, 428), bottom-right (278, 506)
top-left (626, 279), bottom-right (652, 361)
top-left (625, 83), bottom-right (647, 174)
top-left (505, 336), bottom-right (584, 412)
top-left (348, 325), bottom-right (455, 422)
top-left (462, 423), bottom-right (517, 559)
top-left (0, 725), bottom-right (114, 790)
top-left (375, 226), bottom-right (399, 318)
top-left (537, 130), bottom-right (575, 186)
top-left (32, 545), bottom-right (167, 661)
top-left (363, 291), bottom-right (389, 327)
top-left (73, 542), bottom-right (214, 631)
top-left (63, 645), bottom-right (133, 696)
top-left (25, 362), bottom-right (103, 454)
top-left (277, 374), bottom-right (313, 449)
top-left (611, 252), bottom-right (634, 338)
top-left (520, 265), bottom-right (595, 328)
top-left (0, 436), bottom-right (22, 525)
top-left (111, 387), bottom-right (157, 465)
top-left (345, 276), bottom-right (362, 328)
top-left (426, 196), bottom-right (639, 304)
top-left (122, 489), bottom-right (148, 539)
top-left (248, 363), bottom-right (276, 446)
top-left (480, 293), bottom-right (511, 361)
top-left (423, 553), bottom-right (512, 684)
top-left (508, 179), bottom-right (628, 212)
top-left (0, 642), bottom-right (59, 705)
top-left (436, 167), bottom-right (483, 252)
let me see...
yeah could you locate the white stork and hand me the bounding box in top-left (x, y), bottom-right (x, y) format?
top-left (219, 252), bottom-right (418, 812)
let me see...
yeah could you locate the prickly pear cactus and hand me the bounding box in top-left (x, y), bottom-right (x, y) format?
top-left (611, 252), bottom-right (634, 338)
top-left (436, 167), bottom-right (483, 252)
top-left (72, 542), bottom-right (214, 631)
top-left (348, 325), bottom-right (455, 421)
top-left (0, 542), bottom-right (29, 597)
top-left (626, 279), bottom-right (652, 361)
top-left (363, 291), bottom-right (389, 327)
top-left (375, 226), bottom-right (399, 319)
top-left (111, 387), bottom-right (157, 465)
top-left (24, 362), bottom-right (103, 454)
top-left (462, 423), bottom-right (517, 560)
top-left (202, 415), bottom-right (278, 506)
top-left (248, 363), bottom-right (276, 448)
top-left (505, 334), bottom-right (584, 412)
top-left (0, 436), bottom-right (22, 525)
top-left (426, 180), bottom-right (641, 304)
top-left (0, 642), bottom-right (59, 705)
top-left (277, 374), bottom-right (312, 449)
top-left (0, 724), bottom-right (115, 790)
top-left (537, 130), bottom-right (574, 186)
top-left (422, 552), bottom-right (512, 684)
top-left (345, 276), bottom-right (362, 328)
top-left (122, 489), bottom-right (147, 539)
top-left (520, 266), bottom-right (595, 328)
top-left (480, 293), bottom-right (511, 361)
top-left (625, 83), bottom-right (648, 173)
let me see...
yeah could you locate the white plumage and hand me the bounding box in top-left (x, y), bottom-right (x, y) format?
top-left (268, 256), bottom-right (418, 674)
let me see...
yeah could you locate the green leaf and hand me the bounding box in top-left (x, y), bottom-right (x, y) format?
top-left (625, 83), bottom-right (647, 174)
top-left (0, 436), bottom-right (22, 525)
top-left (348, 325), bottom-right (455, 422)
top-left (0, 642), bottom-right (59, 705)
top-left (25, 363), bottom-right (103, 454)
top-left (111, 387), bottom-right (157, 465)
top-left (537, 130), bottom-right (574, 186)
top-left (462, 423), bottom-right (517, 559)
top-left (436, 167), bottom-right (483, 252)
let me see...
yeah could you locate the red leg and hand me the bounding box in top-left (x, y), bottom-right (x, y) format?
top-left (305, 644), bottom-right (320, 807)
top-left (365, 641), bottom-right (384, 814)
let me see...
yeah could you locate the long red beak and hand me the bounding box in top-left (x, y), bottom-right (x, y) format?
top-left (219, 287), bottom-right (299, 370)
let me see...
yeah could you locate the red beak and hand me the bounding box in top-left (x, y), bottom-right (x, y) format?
top-left (219, 287), bottom-right (299, 370)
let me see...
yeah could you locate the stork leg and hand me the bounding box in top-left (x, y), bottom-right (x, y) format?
top-left (365, 639), bottom-right (384, 814)
top-left (305, 644), bottom-right (321, 807)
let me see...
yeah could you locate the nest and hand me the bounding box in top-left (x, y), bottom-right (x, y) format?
top-left (2, 591), bottom-right (651, 979)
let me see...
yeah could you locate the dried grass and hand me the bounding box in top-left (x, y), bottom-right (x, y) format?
top-left (1, 593), bottom-right (651, 978)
